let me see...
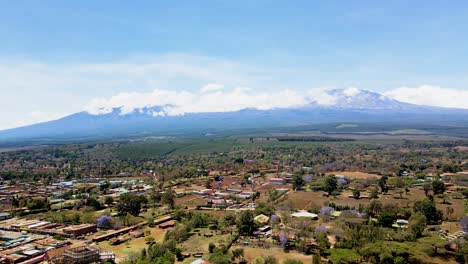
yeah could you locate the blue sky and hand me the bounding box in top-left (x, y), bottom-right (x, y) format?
top-left (1, 1), bottom-right (468, 129)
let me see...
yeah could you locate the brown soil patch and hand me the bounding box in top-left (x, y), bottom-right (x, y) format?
top-left (175, 194), bottom-right (206, 207)
top-left (326, 171), bottom-right (382, 179)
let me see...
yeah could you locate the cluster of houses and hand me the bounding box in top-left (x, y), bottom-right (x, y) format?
top-left (0, 233), bottom-right (72, 264)
top-left (0, 219), bottom-right (98, 239)
top-left (191, 188), bottom-right (257, 208)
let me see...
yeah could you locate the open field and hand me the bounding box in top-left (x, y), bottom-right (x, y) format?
top-left (231, 246), bottom-right (313, 264)
top-left (455, 146), bottom-right (468, 151)
top-left (272, 132), bottom-right (467, 141)
top-left (115, 139), bottom-right (241, 159)
top-left (97, 226), bottom-right (169, 262)
top-left (326, 171), bottom-right (382, 179)
top-left (175, 195), bottom-right (206, 208)
top-left (180, 228), bottom-right (234, 263)
top-left (112, 137), bottom-right (385, 159)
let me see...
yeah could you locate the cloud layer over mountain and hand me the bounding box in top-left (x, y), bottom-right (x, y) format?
top-left (1, 55), bottom-right (468, 129)
top-left (85, 85), bottom-right (468, 117)
top-left (85, 85), bottom-right (312, 116)
top-left (384, 85), bottom-right (468, 109)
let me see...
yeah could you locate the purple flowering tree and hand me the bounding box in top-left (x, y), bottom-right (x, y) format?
top-left (270, 214), bottom-right (280, 225)
top-left (320, 206), bottom-right (334, 216)
top-left (279, 232), bottom-right (287, 247)
top-left (349, 210), bottom-right (365, 218)
top-left (337, 178), bottom-right (348, 186)
top-left (97, 215), bottom-right (112, 229)
top-left (304, 175), bottom-right (313, 182)
top-left (460, 216), bottom-right (468, 231)
top-left (315, 225), bottom-right (328, 233)
top-left (320, 206), bottom-right (334, 222)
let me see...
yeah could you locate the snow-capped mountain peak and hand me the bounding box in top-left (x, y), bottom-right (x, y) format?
top-left (315, 88), bottom-right (414, 110)
top-left (1, 87), bottom-right (467, 142)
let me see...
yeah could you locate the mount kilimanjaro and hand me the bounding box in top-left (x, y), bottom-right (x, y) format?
top-left (1, 89), bottom-right (467, 142)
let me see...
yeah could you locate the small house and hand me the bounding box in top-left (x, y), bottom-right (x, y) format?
top-left (270, 178), bottom-right (286, 185)
top-left (159, 220), bottom-right (176, 229)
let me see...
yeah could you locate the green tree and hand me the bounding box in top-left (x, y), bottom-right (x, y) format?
top-left (352, 189), bottom-right (361, 199)
top-left (162, 188), bottom-right (175, 209)
top-left (423, 183), bottom-right (432, 196)
top-left (104, 196), bottom-right (114, 205)
top-left (255, 202), bottom-right (275, 216)
top-left (446, 206), bottom-right (454, 219)
top-left (378, 175), bottom-right (388, 193)
top-left (205, 179), bottom-right (212, 189)
top-left (87, 197), bottom-right (101, 210)
top-left (323, 176), bottom-right (337, 195)
top-left (408, 212), bottom-right (427, 238)
top-left (145, 242), bottom-right (175, 263)
top-left (315, 232), bottom-right (330, 254)
top-left (369, 187), bottom-right (379, 199)
top-left (284, 259), bottom-right (303, 264)
top-left (367, 199), bottom-right (383, 217)
top-left (292, 174), bottom-right (305, 191)
top-left (116, 193), bottom-right (144, 216)
top-left (232, 248), bottom-right (244, 263)
top-left (413, 198), bottom-right (443, 224)
top-left (237, 210), bottom-right (256, 236)
top-left (208, 242), bottom-right (216, 253)
top-left (377, 213), bottom-right (395, 228)
top-left (263, 255), bottom-right (279, 264)
top-left (145, 236), bottom-right (155, 244)
top-left (312, 252), bottom-right (320, 264)
top-left (394, 256), bottom-right (406, 264)
top-left (432, 180), bottom-right (446, 195)
top-left (209, 249), bottom-right (232, 264)
top-left (254, 257), bottom-right (265, 264)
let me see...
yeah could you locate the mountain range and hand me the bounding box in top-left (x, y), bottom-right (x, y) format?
top-left (1, 89), bottom-right (467, 143)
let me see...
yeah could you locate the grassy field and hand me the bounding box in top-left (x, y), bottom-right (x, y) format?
top-left (113, 138), bottom-right (389, 159)
top-left (231, 246), bottom-right (313, 264)
top-left (180, 228), bottom-right (234, 263)
top-left (97, 226), bottom-right (169, 263)
top-left (175, 194), bottom-right (206, 208)
top-left (115, 139), bottom-right (241, 159)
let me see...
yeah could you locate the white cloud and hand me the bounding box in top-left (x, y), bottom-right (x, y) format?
top-left (384, 85), bottom-right (468, 109)
top-left (85, 86), bottom-right (311, 115)
top-left (342, 87), bottom-right (360, 97)
top-left (1, 53), bottom-right (468, 130)
top-left (0, 54), bottom-right (279, 129)
top-left (200, 83), bottom-right (224, 93)
top-left (306, 87), bottom-right (337, 106)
